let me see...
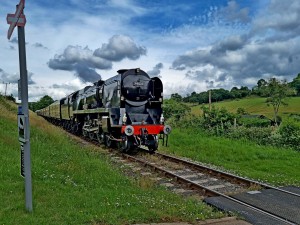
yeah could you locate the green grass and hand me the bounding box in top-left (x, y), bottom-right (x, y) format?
top-left (0, 97), bottom-right (223, 225)
top-left (191, 96), bottom-right (300, 119)
top-left (160, 128), bottom-right (300, 186)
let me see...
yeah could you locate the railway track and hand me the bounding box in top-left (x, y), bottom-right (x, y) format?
top-left (155, 151), bottom-right (300, 198)
top-left (69, 132), bottom-right (300, 224)
top-left (119, 150), bottom-right (299, 225)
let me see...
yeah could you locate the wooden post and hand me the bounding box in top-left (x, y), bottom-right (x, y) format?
top-left (209, 90), bottom-right (211, 111)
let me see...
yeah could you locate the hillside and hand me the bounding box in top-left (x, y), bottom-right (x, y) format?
top-left (191, 96), bottom-right (300, 119)
top-left (0, 96), bottom-right (222, 224)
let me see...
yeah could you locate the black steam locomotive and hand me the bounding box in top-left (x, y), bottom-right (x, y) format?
top-left (37, 68), bottom-right (171, 153)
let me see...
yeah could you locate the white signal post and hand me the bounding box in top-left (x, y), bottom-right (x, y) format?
top-left (7, 0), bottom-right (33, 212)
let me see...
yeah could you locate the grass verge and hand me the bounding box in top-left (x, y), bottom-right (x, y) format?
top-left (160, 128), bottom-right (300, 186)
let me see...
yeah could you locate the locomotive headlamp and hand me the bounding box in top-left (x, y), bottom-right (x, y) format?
top-left (163, 125), bottom-right (172, 135)
top-left (121, 96), bottom-right (124, 101)
top-left (136, 68), bottom-right (140, 73)
top-left (159, 98), bottom-right (162, 102)
top-left (125, 125), bottom-right (134, 136)
top-left (160, 113), bottom-right (164, 124)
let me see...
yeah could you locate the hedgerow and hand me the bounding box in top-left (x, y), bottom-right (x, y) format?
top-left (166, 104), bottom-right (300, 151)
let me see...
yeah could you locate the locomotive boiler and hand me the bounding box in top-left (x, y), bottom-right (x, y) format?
top-left (37, 68), bottom-right (171, 153)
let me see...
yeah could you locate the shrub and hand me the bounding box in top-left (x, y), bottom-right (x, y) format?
top-left (226, 126), bottom-right (273, 145)
top-left (289, 113), bottom-right (300, 121)
top-left (176, 114), bottom-right (204, 129)
top-left (278, 118), bottom-right (300, 151)
top-left (201, 106), bottom-right (236, 134)
top-left (166, 113), bottom-right (204, 130)
top-left (267, 130), bottom-right (282, 147)
top-left (6, 94), bottom-right (16, 102)
top-left (163, 99), bottom-right (191, 121)
top-left (236, 107), bottom-right (247, 115)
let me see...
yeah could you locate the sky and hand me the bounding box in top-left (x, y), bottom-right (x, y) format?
top-left (0, 0), bottom-right (300, 101)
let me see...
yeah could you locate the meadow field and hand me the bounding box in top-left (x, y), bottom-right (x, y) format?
top-left (191, 96), bottom-right (300, 119)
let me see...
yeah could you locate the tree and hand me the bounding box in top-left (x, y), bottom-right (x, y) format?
top-left (230, 87), bottom-right (242, 98)
top-left (29, 95), bottom-right (54, 112)
top-left (265, 78), bottom-right (292, 126)
top-left (290, 73), bottom-right (300, 96)
top-left (170, 93), bottom-right (183, 102)
top-left (257, 79), bottom-right (267, 88)
top-left (240, 86), bottom-right (251, 97)
top-left (39, 95), bottom-right (54, 108)
top-left (252, 79), bottom-right (268, 96)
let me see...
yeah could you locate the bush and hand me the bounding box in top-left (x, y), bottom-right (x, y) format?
top-left (226, 126), bottom-right (273, 145)
top-left (289, 113), bottom-right (300, 121)
top-left (236, 107), bottom-right (247, 115)
top-left (6, 94), bottom-right (16, 102)
top-left (201, 106), bottom-right (236, 134)
top-left (164, 99), bottom-right (300, 151)
top-left (163, 99), bottom-right (191, 121)
top-left (174, 114), bottom-right (204, 129)
top-left (278, 118), bottom-right (300, 151)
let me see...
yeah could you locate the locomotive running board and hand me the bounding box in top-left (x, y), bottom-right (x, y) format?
top-left (73, 108), bottom-right (109, 114)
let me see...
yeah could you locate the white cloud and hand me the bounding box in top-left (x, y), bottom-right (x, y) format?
top-left (147, 63), bottom-right (163, 77)
top-left (1, 0), bottom-right (299, 100)
top-left (94, 35), bottom-right (147, 61)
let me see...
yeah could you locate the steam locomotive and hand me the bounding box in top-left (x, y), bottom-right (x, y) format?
top-left (37, 68), bottom-right (171, 153)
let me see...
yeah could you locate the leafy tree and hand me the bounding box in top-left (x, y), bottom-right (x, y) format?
top-left (290, 73), bottom-right (300, 96)
top-left (39, 95), bottom-right (54, 108)
top-left (240, 86), bottom-right (251, 97)
top-left (265, 78), bottom-right (292, 126)
top-left (189, 93), bottom-right (200, 103)
top-left (210, 89), bottom-right (233, 102)
top-left (252, 79), bottom-right (268, 96)
top-left (170, 93), bottom-right (183, 102)
top-left (230, 86), bottom-right (251, 98)
top-left (198, 92), bottom-right (209, 104)
top-left (29, 95), bottom-right (54, 112)
top-left (230, 87), bottom-right (242, 98)
top-left (257, 79), bottom-right (267, 88)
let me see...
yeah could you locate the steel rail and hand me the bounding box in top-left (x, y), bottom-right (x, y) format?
top-left (123, 153), bottom-right (296, 225)
top-left (155, 151), bottom-right (300, 198)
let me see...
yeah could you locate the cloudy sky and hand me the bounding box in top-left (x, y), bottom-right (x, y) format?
top-left (0, 0), bottom-right (299, 101)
